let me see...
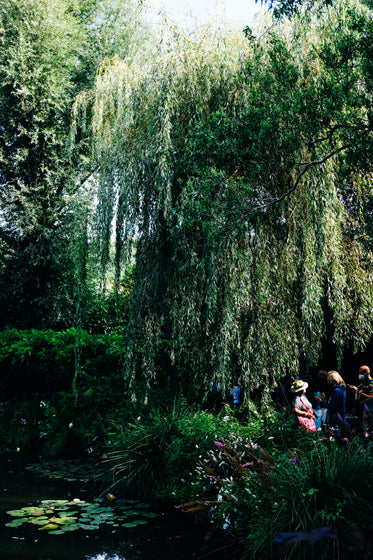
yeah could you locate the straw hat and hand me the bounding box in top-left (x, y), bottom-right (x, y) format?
top-left (290, 379), bottom-right (308, 393)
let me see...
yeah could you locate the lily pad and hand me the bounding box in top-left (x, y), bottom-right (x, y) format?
top-left (7, 507), bottom-right (45, 517)
top-left (62, 524), bottom-right (79, 532)
top-left (53, 517), bottom-right (78, 525)
top-left (28, 517), bottom-right (51, 525)
top-left (58, 510), bottom-right (78, 516)
top-left (40, 500), bottom-right (71, 506)
top-left (77, 523), bottom-right (100, 530)
top-left (5, 493), bottom-right (158, 536)
top-left (39, 523), bottom-right (60, 531)
top-left (122, 520), bottom-right (148, 528)
top-left (68, 499), bottom-right (86, 505)
top-left (5, 518), bottom-right (29, 528)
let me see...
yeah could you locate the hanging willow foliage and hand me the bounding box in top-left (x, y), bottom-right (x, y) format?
top-left (72, 0), bottom-right (373, 399)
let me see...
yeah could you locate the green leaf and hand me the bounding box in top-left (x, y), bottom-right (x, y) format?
top-left (122, 520), bottom-right (148, 528)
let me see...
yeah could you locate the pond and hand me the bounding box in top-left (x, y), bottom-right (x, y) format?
top-left (0, 451), bottom-right (231, 560)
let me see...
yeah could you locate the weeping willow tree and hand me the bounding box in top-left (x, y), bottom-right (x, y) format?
top-left (72, 0), bottom-right (373, 399)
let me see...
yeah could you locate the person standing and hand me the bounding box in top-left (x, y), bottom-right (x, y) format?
top-left (350, 366), bottom-right (373, 436)
top-left (230, 382), bottom-right (242, 408)
top-left (315, 371), bottom-right (347, 429)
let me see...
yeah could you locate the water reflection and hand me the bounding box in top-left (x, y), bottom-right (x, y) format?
top-left (88, 556), bottom-right (124, 560)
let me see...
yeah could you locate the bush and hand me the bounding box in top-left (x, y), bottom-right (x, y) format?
top-left (0, 327), bottom-right (127, 453)
top-left (0, 328), bottom-right (123, 393)
top-left (244, 439), bottom-right (373, 559)
top-left (100, 402), bottom-right (251, 502)
top-left (0, 395), bottom-right (44, 450)
top-left (180, 430), bottom-right (373, 560)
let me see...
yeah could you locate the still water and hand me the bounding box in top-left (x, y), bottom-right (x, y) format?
top-left (0, 451), bottom-right (229, 560)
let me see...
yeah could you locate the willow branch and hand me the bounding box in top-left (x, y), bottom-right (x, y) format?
top-left (255, 145), bottom-right (348, 211)
top-left (70, 164), bottom-right (100, 196)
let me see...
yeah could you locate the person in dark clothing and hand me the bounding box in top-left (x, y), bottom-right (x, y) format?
top-left (271, 376), bottom-right (292, 409)
top-left (315, 369), bottom-right (333, 401)
top-left (311, 369), bottom-right (330, 431)
top-left (206, 376), bottom-right (224, 411)
top-left (315, 370), bottom-right (347, 429)
top-left (351, 366), bottom-right (373, 436)
top-left (357, 365), bottom-right (373, 400)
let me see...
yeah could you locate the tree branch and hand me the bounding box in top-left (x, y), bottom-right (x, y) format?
top-left (70, 164), bottom-right (100, 196)
top-left (255, 145), bottom-right (348, 211)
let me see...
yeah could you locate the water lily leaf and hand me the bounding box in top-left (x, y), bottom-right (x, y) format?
top-left (5, 518), bottom-right (29, 527)
top-left (7, 507), bottom-right (44, 517)
top-left (61, 524), bottom-right (79, 532)
top-left (122, 520), bottom-right (148, 528)
top-left (140, 512), bottom-right (159, 518)
top-left (48, 530), bottom-right (65, 535)
top-left (68, 499), bottom-right (85, 505)
top-left (22, 507), bottom-right (47, 516)
top-left (118, 509), bottom-right (138, 516)
top-left (77, 523), bottom-right (100, 530)
top-left (41, 500), bottom-right (69, 506)
top-left (6, 510), bottom-right (29, 517)
top-left (53, 517), bottom-right (78, 525)
top-left (84, 505), bottom-right (111, 513)
top-left (39, 523), bottom-right (60, 531)
top-left (29, 517), bottom-right (51, 525)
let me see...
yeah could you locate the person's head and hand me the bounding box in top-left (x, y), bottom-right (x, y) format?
top-left (290, 379), bottom-right (308, 394)
top-left (317, 369), bottom-right (328, 379)
top-left (358, 365), bottom-right (371, 381)
top-left (327, 370), bottom-right (345, 387)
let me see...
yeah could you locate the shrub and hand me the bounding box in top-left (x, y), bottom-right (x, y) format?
top-left (100, 402), bottom-right (252, 502)
top-left (0, 395), bottom-right (44, 450)
top-left (244, 439), bottom-right (373, 559)
top-left (182, 433), bottom-right (373, 560)
top-left (0, 328), bottom-right (123, 393)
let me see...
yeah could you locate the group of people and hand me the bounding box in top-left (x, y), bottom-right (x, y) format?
top-left (290, 365), bottom-right (373, 435)
top-left (206, 377), bottom-right (243, 410)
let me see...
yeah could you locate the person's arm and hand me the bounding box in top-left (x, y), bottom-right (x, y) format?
top-left (316, 394), bottom-right (333, 410)
top-left (359, 390), bottom-right (373, 399)
top-left (292, 407), bottom-right (314, 418)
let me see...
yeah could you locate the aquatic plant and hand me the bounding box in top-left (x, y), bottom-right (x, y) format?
top-left (25, 458), bottom-right (104, 483)
top-left (5, 497), bottom-right (157, 535)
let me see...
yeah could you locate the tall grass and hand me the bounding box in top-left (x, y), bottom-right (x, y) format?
top-left (242, 439), bottom-right (373, 559)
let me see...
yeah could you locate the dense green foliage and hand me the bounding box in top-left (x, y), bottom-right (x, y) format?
top-left (0, 0), bottom-right (147, 328)
top-left (259, 0), bottom-right (373, 18)
top-left (95, 401), bottom-right (373, 558)
top-left (182, 428), bottom-right (373, 559)
top-left (0, 328), bottom-right (123, 392)
top-left (72, 0), bottom-right (373, 398)
top-left (1, 2), bottom-right (373, 558)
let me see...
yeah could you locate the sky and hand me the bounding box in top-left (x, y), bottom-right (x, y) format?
top-left (144, 0), bottom-right (266, 30)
